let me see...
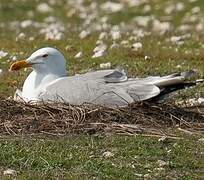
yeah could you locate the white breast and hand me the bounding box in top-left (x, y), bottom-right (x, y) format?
top-left (22, 71), bottom-right (61, 101)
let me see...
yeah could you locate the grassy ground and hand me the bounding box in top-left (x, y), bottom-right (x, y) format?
top-left (0, 135), bottom-right (203, 179)
top-left (0, 0), bottom-right (203, 179)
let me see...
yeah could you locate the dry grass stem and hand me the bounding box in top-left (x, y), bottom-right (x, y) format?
top-left (0, 99), bottom-right (203, 137)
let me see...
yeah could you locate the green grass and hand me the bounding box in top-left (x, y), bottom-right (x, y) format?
top-left (0, 0), bottom-right (203, 179)
top-left (0, 135), bottom-right (203, 179)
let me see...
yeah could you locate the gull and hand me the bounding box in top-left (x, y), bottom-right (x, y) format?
top-left (9, 47), bottom-right (200, 107)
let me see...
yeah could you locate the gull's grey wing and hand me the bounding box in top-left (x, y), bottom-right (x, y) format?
top-left (142, 70), bottom-right (199, 101)
top-left (128, 71), bottom-right (194, 87)
top-left (39, 76), bottom-right (126, 105)
top-left (103, 69), bottom-right (127, 83)
top-left (75, 69), bottom-right (128, 83)
top-left (39, 76), bottom-right (160, 106)
top-left (75, 69), bottom-right (193, 87)
top-left (126, 84), bottom-right (160, 101)
top-left (91, 84), bottom-right (160, 106)
top-left (38, 70), bottom-right (200, 106)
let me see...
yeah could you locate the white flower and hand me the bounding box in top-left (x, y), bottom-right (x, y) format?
top-left (176, 2), bottom-right (185, 11)
top-left (0, 50), bottom-right (8, 59)
top-left (3, 169), bottom-right (17, 176)
top-left (100, 62), bottom-right (111, 69)
top-left (39, 22), bottom-right (65, 40)
top-left (132, 42), bottom-right (142, 51)
top-left (196, 23), bottom-right (204, 31)
top-left (37, 3), bottom-right (52, 13)
top-left (96, 40), bottom-right (104, 45)
top-left (198, 138), bottom-right (204, 142)
top-left (191, 6), bottom-right (200, 14)
top-left (134, 16), bottom-right (151, 27)
top-left (102, 151), bottom-right (114, 158)
top-left (93, 41), bottom-right (107, 59)
top-left (74, 51), bottom-right (83, 58)
top-left (20, 20), bottom-right (33, 28)
top-left (157, 160), bottom-right (169, 167)
top-left (170, 36), bottom-right (182, 43)
top-left (170, 34), bottom-right (190, 45)
top-left (144, 55), bottom-right (151, 60)
top-left (132, 29), bottom-right (146, 38)
top-left (178, 24), bottom-right (191, 32)
top-left (92, 50), bottom-right (106, 58)
top-left (44, 16), bottom-right (57, 23)
top-left (16, 32), bottom-right (26, 41)
top-left (29, 37), bottom-right (35, 41)
top-left (101, 2), bottom-right (123, 13)
top-left (143, 4), bottom-right (151, 13)
top-left (120, 40), bottom-right (129, 47)
top-left (198, 97), bottom-right (204, 104)
top-left (93, 44), bottom-right (107, 53)
top-left (176, 65), bottom-right (182, 68)
top-left (10, 55), bottom-right (17, 61)
top-left (66, 9), bottom-right (76, 17)
top-left (152, 20), bottom-right (171, 34)
top-left (79, 30), bottom-right (90, 39)
top-left (99, 32), bottom-right (108, 40)
top-left (111, 30), bottom-right (121, 40)
top-left (126, 0), bottom-right (143, 7)
top-left (164, 4), bottom-right (174, 14)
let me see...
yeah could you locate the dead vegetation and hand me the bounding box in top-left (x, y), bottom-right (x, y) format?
top-left (0, 99), bottom-right (203, 137)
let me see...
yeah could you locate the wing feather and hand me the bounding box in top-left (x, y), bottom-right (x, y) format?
top-left (37, 70), bottom-right (195, 106)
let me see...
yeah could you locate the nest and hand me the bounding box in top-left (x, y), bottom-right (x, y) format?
top-left (0, 99), bottom-right (203, 137)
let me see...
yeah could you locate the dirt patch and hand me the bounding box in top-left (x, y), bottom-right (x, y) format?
top-left (0, 99), bottom-right (203, 137)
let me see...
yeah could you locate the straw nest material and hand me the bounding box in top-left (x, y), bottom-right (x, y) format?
top-left (0, 99), bottom-right (203, 137)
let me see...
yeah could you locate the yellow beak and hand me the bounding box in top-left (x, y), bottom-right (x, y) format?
top-left (9, 60), bottom-right (32, 71)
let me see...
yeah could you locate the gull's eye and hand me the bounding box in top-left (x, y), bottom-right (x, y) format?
top-left (42, 54), bottom-right (48, 58)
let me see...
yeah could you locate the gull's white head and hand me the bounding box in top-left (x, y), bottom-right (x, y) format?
top-left (10, 47), bottom-right (67, 76)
